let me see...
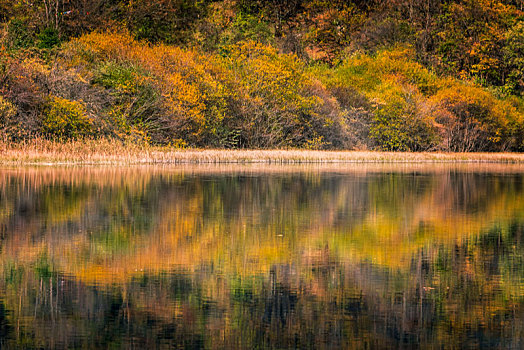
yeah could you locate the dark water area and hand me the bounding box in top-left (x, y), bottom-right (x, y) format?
top-left (0, 165), bottom-right (523, 349)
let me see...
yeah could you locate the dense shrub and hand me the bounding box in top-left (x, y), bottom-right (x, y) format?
top-left (37, 27), bottom-right (60, 49)
top-left (93, 61), bottom-right (165, 142)
top-left (430, 85), bottom-right (523, 151)
top-left (313, 48), bottom-right (439, 150)
top-left (58, 32), bottom-right (350, 148)
top-left (224, 41), bottom-right (333, 148)
top-left (6, 19), bottom-right (34, 49)
top-left (313, 47), bottom-right (524, 151)
top-left (369, 84), bottom-right (438, 151)
top-left (0, 94), bottom-right (16, 137)
top-left (0, 57), bottom-right (49, 138)
top-left (42, 96), bottom-right (93, 139)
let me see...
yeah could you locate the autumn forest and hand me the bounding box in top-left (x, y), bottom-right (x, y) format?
top-left (1, 0), bottom-right (524, 151)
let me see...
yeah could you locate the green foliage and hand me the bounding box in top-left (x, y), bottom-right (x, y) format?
top-left (94, 61), bottom-right (163, 142)
top-left (42, 96), bottom-right (93, 139)
top-left (503, 21), bottom-right (524, 95)
top-left (6, 18), bottom-right (34, 49)
top-left (314, 48), bottom-right (438, 150)
top-left (194, 2), bottom-right (275, 55)
top-left (369, 84), bottom-right (437, 151)
top-left (225, 12), bottom-right (273, 45)
top-left (434, 0), bottom-right (520, 90)
top-left (93, 62), bottom-right (142, 92)
top-left (126, 0), bottom-right (211, 45)
top-left (37, 27), bottom-right (60, 49)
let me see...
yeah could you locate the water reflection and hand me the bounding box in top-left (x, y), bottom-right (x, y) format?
top-left (0, 165), bottom-right (523, 348)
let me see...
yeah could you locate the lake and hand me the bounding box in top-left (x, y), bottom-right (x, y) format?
top-left (0, 164), bottom-right (523, 348)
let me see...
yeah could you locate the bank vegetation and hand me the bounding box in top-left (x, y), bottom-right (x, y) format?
top-left (1, 1), bottom-right (523, 152)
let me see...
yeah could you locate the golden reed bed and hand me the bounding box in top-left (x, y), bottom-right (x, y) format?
top-left (2, 138), bottom-right (524, 165)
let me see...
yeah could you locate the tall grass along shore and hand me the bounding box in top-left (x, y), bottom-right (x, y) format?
top-left (1, 138), bottom-right (524, 165)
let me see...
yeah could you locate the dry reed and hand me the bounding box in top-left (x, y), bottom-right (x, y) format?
top-left (1, 138), bottom-right (524, 165)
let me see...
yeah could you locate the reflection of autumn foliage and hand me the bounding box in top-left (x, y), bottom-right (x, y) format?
top-left (0, 167), bottom-right (523, 347)
top-left (0, 167), bottom-right (523, 280)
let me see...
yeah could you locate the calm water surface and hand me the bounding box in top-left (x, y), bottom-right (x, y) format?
top-left (0, 164), bottom-right (523, 349)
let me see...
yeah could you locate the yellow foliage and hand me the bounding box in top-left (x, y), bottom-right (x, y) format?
top-left (61, 32), bottom-right (338, 148)
top-left (430, 84), bottom-right (522, 151)
top-left (0, 95), bottom-right (16, 125)
top-left (42, 96), bottom-right (93, 139)
top-left (40, 32), bottom-right (524, 150)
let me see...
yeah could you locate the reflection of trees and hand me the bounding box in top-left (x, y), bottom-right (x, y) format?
top-left (0, 167), bottom-right (523, 347)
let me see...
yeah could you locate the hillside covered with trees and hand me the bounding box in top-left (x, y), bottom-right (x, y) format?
top-left (1, 0), bottom-right (523, 151)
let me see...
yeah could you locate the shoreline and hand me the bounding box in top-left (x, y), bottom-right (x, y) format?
top-left (2, 140), bottom-right (524, 165)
